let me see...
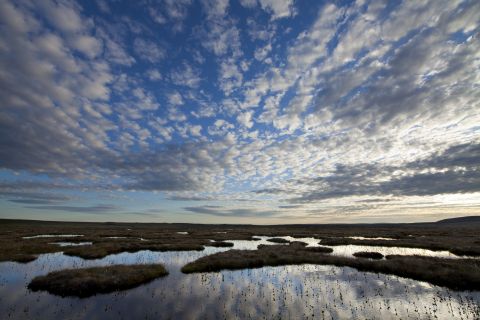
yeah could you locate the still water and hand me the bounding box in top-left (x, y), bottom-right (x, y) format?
top-left (0, 238), bottom-right (479, 319)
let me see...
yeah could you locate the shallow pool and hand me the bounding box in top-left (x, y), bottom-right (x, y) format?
top-left (0, 248), bottom-right (478, 319)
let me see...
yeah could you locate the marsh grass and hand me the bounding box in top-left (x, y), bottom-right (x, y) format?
top-left (353, 251), bottom-right (384, 259)
top-left (1, 218), bottom-right (479, 263)
top-left (207, 241), bottom-right (234, 247)
top-left (182, 243), bottom-right (480, 291)
top-left (267, 238), bottom-right (291, 243)
top-left (28, 264), bottom-right (168, 298)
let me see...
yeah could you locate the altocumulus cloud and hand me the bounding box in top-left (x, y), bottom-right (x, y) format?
top-left (0, 0), bottom-right (478, 222)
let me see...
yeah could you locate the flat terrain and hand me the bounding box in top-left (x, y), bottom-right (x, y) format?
top-left (1, 217), bottom-right (479, 262)
top-left (0, 217), bottom-right (479, 292)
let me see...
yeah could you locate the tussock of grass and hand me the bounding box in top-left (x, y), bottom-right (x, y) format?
top-left (267, 238), bottom-right (290, 243)
top-left (28, 264), bottom-right (168, 298)
top-left (12, 254), bottom-right (38, 263)
top-left (303, 246), bottom-right (334, 253)
top-left (63, 243), bottom-right (205, 260)
top-left (207, 241), bottom-right (234, 247)
top-left (353, 251), bottom-right (384, 259)
top-left (182, 244), bottom-right (480, 291)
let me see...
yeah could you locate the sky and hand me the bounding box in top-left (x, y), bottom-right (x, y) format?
top-left (0, 0), bottom-right (479, 224)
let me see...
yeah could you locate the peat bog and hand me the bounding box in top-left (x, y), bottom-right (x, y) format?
top-left (0, 218), bottom-right (479, 318)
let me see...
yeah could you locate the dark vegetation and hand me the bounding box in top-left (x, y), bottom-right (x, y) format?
top-left (207, 241), bottom-right (234, 247)
top-left (182, 242), bottom-right (480, 291)
top-left (267, 237), bottom-right (290, 243)
top-left (28, 264), bottom-right (168, 298)
top-left (0, 217), bottom-right (479, 262)
top-left (353, 251), bottom-right (384, 259)
top-left (1, 218), bottom-right (479, 292)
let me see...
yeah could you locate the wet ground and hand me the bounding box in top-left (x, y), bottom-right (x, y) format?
top-left (1, 236), bottom-right (479, 319)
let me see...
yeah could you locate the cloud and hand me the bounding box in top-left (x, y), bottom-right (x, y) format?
top-left (0, 0), bottom-right (478, 222)
top-left (9, 199), bottom-right (63, 205)
top-left (239, 0), bottom-right (296, 20)
top-left (184, 205), bottom-right (278, 217)
top-left (148, 0), bottom-right (192, 32)
top-left (147, 69), bottom-right (162, 81)
top-left (237, 111), bottom-right (254, 128)
top-left (26, 204), bottom-right (118, 214)
top-left (133, 38), bottom-right (165, 62)
top-left (288, 142), bottom-right (480, 203)
top-left (170, 63), bottom-right (202, 88)
top-left (258, 0), bottom-right (296, 20)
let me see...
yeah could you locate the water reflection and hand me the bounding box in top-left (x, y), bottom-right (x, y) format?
top-left (327, 244), bottom-right (460, 259)
top-left (0, 247), bottom-right (479, 319)
top-left (346, 236), bottom-right (396, 240)
top-left (50, 242), bottom-right (93, 247)
top-left (251, 236), bottom-right (473, 259)
top-left (22, 234), bottom-right (84, 239)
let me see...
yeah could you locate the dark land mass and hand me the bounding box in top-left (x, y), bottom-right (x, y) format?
top-left (437, 216), bottom-right (480, 224)
top-left (207, 241), bottom-right (234, 247)
top-left (182, 242), bottom-right (480, 291)
top-left (1, 217), bottom-right (479, 262)
top-left (28, 264), bottom-right (168, 298)
top-left (353, 251), bottom-right (384, 259)
top-left (267, 237), bottom-right (291, 243)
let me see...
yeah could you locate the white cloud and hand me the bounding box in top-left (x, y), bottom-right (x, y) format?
top-left (239, 0), bottom-right (256, 8)
top-left (2, 0), bottom-right (480, 222)
top-left (259, 0), bottom-right (296, 20)
top-left (149, 7), bottom-right (167, 24)
top-left (147, 69), bottom-right (162, 81)
top-left (168, 91), bottom-right (184, 106)
top-left (208, 119), bottom-right (234, 136)
top-left (72, 35), bottom-right (103, 58)
top-left (189, 125), bottom-right (203, 137)
top-left (170, 63), bottom-right (202, 88)
top-left (254, 43), bottom-right (272, 61)
top-left (133, 38), bottom-right (165, 63)
top-left (201, 0), bottom-right (229, 19)
top-left (237, 111), bottom-right (254, 128)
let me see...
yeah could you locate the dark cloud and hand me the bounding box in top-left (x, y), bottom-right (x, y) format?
top-left (9, 199), bottom-right (62, 205)
top-left (289, 142), bottom-right (480, 203)
top-left (25, 204), bottom-right (118, 214)
top-left (183, 206), bottom-right (278, 217)
top-left (0, 188), bottom-right (73, 206)
top-left (252, 188), bottom-right (289, 194)
top-left (0, 190), bottom-right (72, 201)
top-left (167, 195), bottom-right (213, 201)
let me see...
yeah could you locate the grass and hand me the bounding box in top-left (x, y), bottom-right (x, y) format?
top-left (302, 246), bottom-right (334, 253)
top-left (267, 237), bottom-right (290, 243)
top-left (353, 251), bottom-right (384, 259)
top-left (28, 264), bottom-right (168, 298)
top-left (207, 241), bottom-right (234, 247)
top-left (181, 243), bottom-right (480, 291)
top-left (63, 243), bottom-right (205, 260)
top-left (0, 218), bottom-right (479, 263)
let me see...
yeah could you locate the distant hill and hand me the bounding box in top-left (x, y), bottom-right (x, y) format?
top-left (436, 216), bottom-right (480, 224)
